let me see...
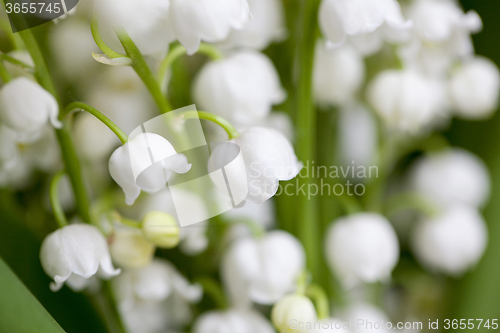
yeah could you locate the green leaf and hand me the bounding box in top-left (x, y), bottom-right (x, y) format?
top-left (0, 257), bottom-right (66, 333)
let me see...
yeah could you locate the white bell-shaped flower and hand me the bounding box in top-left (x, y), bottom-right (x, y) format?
top-left (40, 224), bottom-right (120, 292)
top-left (169, 0), bottom-right (251, 55)
top-left (97, 0), bottom-right (175, 55)
top-left (109, 227), bottom-right (156, 269)
top-left (325, 213), bottom-right (400, 288)
top-left (319, 0), bottom-right (412, 52)
top-left (209, 127), bottom-right (301, 203)
top-left (449, 57), bottom-right (500, 120)
top-left (193, 51), bottom-right (286, 125)
top-left (109, 133), bottom-right (191, 206)
top-left (221, 230), bottom-right (305, 306)
top-left (412, 205), bottom-right (488, 276)
top-left (340, 303), bottom-right (391, 333)
top-left (313, 42), bottom-right (365, 107)
top-left (0, 77), bottom-right (61, 140)
top-left (114, 258), bottom-right (202, 333)
top-left (272, 294), bottom-right (318, 333)
top-left (221, 0), bottom-right (285, 50)
top-left (193, 309), bottom-right (275, 333)
top-left (367, 69), bottom-right (448, 133)
top-left (408, 148), bottom-right (490, 208)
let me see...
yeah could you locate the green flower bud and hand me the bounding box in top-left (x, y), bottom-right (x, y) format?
top-left (142, 211), bottom-right (180, 249)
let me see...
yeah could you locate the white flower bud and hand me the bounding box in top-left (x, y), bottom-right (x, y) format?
top-left (340, 303), bottom-right (391, 333)
top-left (313, 42), bottom-right (365, 107)
top-left (221, 230), bottom-right (305, 306)
top-left (108, 133), bottom-right (191, 205)
top-left (40, 224), bottom-right (120, 292)
top-left (408, 148), bottom-right (490, 208)
top-left (319, 0), bottom-right (412, 51)
top-left (209, 127), bottom-right (301, 203)
top-left (367, 69), bottom-right (448, 133)
top-left (449, 57), bottom-right (500, 119)
top-left (221, 0), bottom-right (286, 50)
top-left (193, 51), bottom-right (286, 125)
top-left (325, 213), bottom-right (400, 288)
top-left (109, 228), bottom-right (155, 269)
top-left (412, 205), bottom-right (488, 276)
top-left (193, 309), bottom-right (275, 333)
top-left (169, 0), bottom-right (251, 55)
top-left (141, 211), bottom-right (180, 249)
top-left (0, 77), bottom-right (61, 140)
top-left (271, 294), bottom-right (318, 333)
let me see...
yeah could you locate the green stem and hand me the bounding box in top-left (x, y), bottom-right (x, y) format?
top-left (336, 193), bottom-right (363, 215)
top-left (101, 281), bottom-right (128, 333)
top-left (296, 270), bottom-right (309, 295)
top-left (91, 16), bottom-right (128, 59)
top-left (195, 276), bottom-right (229, 310)
top-left (157, 43), bottom-right (223, 90)
top-left (19, 28), bottom-right (92, 224)
top-left (294, 0), bottom-right (322, 281)
top-left (180, 110), bottom-right (239, 139)
top-left (110, 211), bottom-right (142, 229)
top-left (116, 29), bottom-right (172, 113)
top-left (306, 284), bottom-right (330, 320)
top-left (0, 18), bottom-right (24, 49)
top-left (0, 59), bottom-right (11, 83)
top-left (49, 171), bottom-right (69, 228)
top-left (0, 54), bottom-right (34, 70)
top-left (64, 102), bottom-right (129, 144)
top-left (385, 192), bottom-right (440, 218)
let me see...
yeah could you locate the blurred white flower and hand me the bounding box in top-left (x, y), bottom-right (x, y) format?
top-left (3, 51), bottom-right (34, 79)
top-left (222, 230), bottom-right (305, 306)
top-left (340, 303), bottom-right (391, 333)
top-left (40, 224), bottom-right (120, 292)
top-left (97, 0), bottom-right (175, 55)
top-left (114, 259), bottom-right (202, 333)
top-left (109, 133), bottom-right (191, 205)
top-left (209, 127), bottom-right (301, 203)
top-left (319, 0), bottom-right (412, 54)
top-left (412, 205), bottom-right (488, 276)
top-left (313, 42), bottom-right (365, 107)
top-left (221, 0), bottom-right (286, 50)
top-left (367, 69), bottom-right (448, 133)
top-left (74, 113), bottom-right (121, 162)
top-left (449, 57), bottom-right (500, 119)
top-left (222, 199), bottom-right (275, 229)
top-left (312, 318), bottom-right (351, 333)
top-left (193, 51), bottom-right (286, 125)
top-left (408, 148), bottom-right (490, 208)
top-left (337, 104), bottom-right (378, 174)
top-left (0, 77), bottom-right (61, 141)
top-left (271, 294), bottom-right (318, 333)
top-left (193, 309), bottom-right (275, 333)
top-left (109, 227), bottom-right (156, 269)
top-left (169, 0), bottom-right (251, 54)
top-left (325, 213), bottom-right (400, 288)
top-left (140, 189), bottom-right (210, 255)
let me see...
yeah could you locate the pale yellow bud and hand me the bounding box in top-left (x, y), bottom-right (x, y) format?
top-left (109, 229), bottom-right (155, 269)
top-left (271, 294), bottom-right (317, 333)
top-left (142, 211), bottom-right (180, 249)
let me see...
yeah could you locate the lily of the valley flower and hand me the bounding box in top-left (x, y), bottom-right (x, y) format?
top-left (313, 42), bottom-right (365, 107)
top-left (271, 294), bottom-right (318, 333)
top-left (109, 227), bottom-right (156, 269)
top-left (319, 0), bottom-right (412, 53)
top-left (40, 224), bottom-right (120, 292)
top-left (367, 69), bottom-right (448, 133)
top-left (209, 127), bottom-right (301, 203)
top-left (114, 259), bottom-right (202, 333)
top-left (449, 57), bottom-right (500, 120)
top-left (193, 309), bottom-right (275, 333)
top-left (0, 77), bottom-right (61, 141)
top-left (169, 0), bottom-right (251, 55)
top-left (412, 205), bottom-right (488, 276)
top-left (109, 133), bottom-right (191, 205)
top-left (221, 230), bottom-right (305, 306)
top-left (340, 303), bottom-right (391, 333)
top-left (193, 51), bottom-right (286, 125)
top-left (142, 211), bottom-right (180, 249)
top-left (408, 148), bottom-right (490, 209)
top-left (221, 0), bottom-right (286, 50)
top-left (325, 213), bottom-right (400, 288)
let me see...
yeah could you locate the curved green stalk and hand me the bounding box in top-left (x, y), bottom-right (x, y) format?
top-left (50, 171), bottom-right (69, 228)
top-left (385, 192), bottom-right (440, 218)
top-left (19, 28), bottom-right (91, 224)
top-left (157, 43), bottom-right (223, 89)
top-left (194, 276), bottom-right (229, 310)
top-left (0, 60), bottom-right (11, 83)
top-left (91, 16), bottom-right (128, 59)
top-left (64, 102), bottom-right (128, 144)
top-left (0, 54), bottom-right (33, 70)
top-left (180, 110), bottom-right (239, 139)
top-left (306, 284), bottom-right (330, 320)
